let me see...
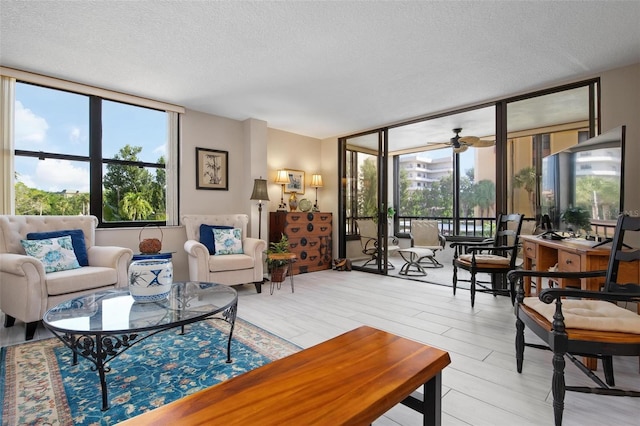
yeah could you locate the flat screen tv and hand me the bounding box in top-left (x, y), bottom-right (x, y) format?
top-left (540, 126), bottom-right (625, 231)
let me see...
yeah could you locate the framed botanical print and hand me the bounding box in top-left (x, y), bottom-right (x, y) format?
top-left (284, 169), bottom-right (305, 194)
top-left (196, 147), bottom-right (229, 190)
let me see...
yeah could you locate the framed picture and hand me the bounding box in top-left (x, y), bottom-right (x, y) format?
top-left (196, 147), bottom-right (229, 190)
top-left (284, 169), bottom-right (305, 194)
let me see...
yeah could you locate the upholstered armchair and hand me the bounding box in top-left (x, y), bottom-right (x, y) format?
top-left (181, 214), bottom-right (267, 293)
top-left (0, 215), bottom-right (133, 340)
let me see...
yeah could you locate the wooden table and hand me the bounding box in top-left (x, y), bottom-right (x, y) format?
top-left (520, 234), bottom-right (640, 370)
top-left (119, 325), bottom-right (451, 425)
top-left (267, 252), bottom-right (297, 294)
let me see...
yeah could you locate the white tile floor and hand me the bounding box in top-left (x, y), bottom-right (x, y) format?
top-left (2, 269), bottom-right (639, 425)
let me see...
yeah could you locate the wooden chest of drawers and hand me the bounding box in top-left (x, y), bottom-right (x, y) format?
top-left (269, 212), bottom-right (332, 275)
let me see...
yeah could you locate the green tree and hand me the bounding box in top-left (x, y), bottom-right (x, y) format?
top-left (513, 166), bottom-right (537, 217)
top-left (473, 179), bottom-right (496, 217)
top-left (459, 168), bottom-right (475, 217)
top-left (149, 156), bottom-right (166, 220)
top-left (398, 168), bottom-right (411, 216)
top-left (575, 176), bottom-right (620, 220)
top-left (15, 182), bottom-right (52, 215)
top-left (423, 173), bottom-right (454, 217)
top-left (120, 192), bottom-right (154, 221)
top-left (357, 157), bottom-right (378, 218)
top-left (102, 144), bottom-right (165, 221)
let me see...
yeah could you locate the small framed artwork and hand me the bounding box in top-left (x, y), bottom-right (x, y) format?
top-left (284, 169), bottom-right (305, 194)
top-left (196, 147), bottom-right (229, 190)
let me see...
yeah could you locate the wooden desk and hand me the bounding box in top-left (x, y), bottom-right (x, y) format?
top-left (119, 326), bottom-right (451, 426)
top-left (520, 235), bottom-right (640, 371)
top-left (520, 235), bottom-right (639, 295)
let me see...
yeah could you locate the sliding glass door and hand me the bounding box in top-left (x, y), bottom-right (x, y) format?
top-left (340, 130), bottom-right (394, 274)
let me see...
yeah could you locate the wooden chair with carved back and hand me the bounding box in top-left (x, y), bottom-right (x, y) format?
top-left (507, 214), bottom-right (640, 425)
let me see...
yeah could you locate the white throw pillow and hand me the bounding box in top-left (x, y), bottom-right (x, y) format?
top-left (213, 228), bottom-right (244, 255)
top-left (20, 235), bottom-right (81, 273)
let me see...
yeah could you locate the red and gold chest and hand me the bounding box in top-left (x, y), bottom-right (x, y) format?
top-left (269, 212), bottom-right (332, 275)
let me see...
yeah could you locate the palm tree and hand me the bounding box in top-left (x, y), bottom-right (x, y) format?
top-left (121, 192), bottom-right (153, 220)
top-left (513, 166), bottom-right (537, 217)
top-left (474, 180), bottom-right (495, 218)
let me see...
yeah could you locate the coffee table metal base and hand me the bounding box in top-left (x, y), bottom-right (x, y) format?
top-left (50, 304), bottom-right (237, 411)
top-left (43, 282), bottom-right (238, 411)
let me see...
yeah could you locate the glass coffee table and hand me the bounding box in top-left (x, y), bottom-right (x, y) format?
top-left (43, 281), bottom-right (237, 411)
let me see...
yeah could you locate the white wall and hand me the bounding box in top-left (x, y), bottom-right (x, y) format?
top-left (180, 110), bottom-right (247, 215)
top-left (266, 128), bottom-right (324, 212)
top-left (600, 63), bottom-right (640, 216)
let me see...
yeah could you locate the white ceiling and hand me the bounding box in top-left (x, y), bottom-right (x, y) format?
top-left (1, 1), bottom-right (639, 141)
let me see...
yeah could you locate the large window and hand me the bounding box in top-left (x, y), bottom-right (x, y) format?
top-left (339, 80), bottom-right (599, 264)
top-left (13, 82), bottom-right (174, 226)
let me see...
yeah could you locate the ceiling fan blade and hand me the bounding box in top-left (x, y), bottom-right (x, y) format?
top-left (453, 145), bottom-right (469, 153)
top-left (469, 139), bottom-right (495, 148)
top-left (459, 136), bottom-right (480, 145)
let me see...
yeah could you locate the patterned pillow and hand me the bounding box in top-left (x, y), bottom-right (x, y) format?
top-left (213, 228), bottom-right (244, 255)
top-left (27, 229), bottom-right (89, 266)
top-left (199, 224), bottom-right (234, 255)
top-left (20, 235), bottom-right (81, 273)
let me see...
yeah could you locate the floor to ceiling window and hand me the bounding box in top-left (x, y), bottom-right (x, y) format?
top-left (388, 106), bottom-right (496, 239)
top-left (338, 79), bottom-right (600, 279)
top-left (505, 84), bottom-right (598, 230)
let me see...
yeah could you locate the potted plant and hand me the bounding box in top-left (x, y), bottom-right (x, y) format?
top-left (266, 233), bottom-right (291, 283)
top-left (561, 206), bottom-right (592, 233)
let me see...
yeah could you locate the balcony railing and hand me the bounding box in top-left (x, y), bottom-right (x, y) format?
top-left (348, 216), bottom-right (497, 239)
top-left (397, 216), bottom-right (496, 239)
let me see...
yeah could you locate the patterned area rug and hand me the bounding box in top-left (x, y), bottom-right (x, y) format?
top-left (0, 318), bottom-right (300, 425)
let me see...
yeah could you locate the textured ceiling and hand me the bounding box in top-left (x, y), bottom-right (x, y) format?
top-left (1, 1), bottom-right (639, 140)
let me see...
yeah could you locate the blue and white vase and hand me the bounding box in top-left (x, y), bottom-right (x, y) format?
top-left (128, 259), bottom-right (173, 303)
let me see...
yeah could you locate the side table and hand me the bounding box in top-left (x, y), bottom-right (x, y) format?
top-left (267, 253), bottom-right (297, 295)
top-left (132, 252), bottom-right (173, 261)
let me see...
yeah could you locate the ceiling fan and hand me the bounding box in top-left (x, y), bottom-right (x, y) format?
top-left (447, 128), bottom-right (494, 153)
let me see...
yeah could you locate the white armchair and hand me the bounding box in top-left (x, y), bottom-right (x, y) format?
top-left (181, 214), bottom-right (267, 293)
top-left (0, 215), bottom-right (133, 340)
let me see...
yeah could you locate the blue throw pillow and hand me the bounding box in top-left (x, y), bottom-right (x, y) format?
top-left (199, 224), bottom-right (234, 255)
top-left (27, 229), bottom-right (89, 266)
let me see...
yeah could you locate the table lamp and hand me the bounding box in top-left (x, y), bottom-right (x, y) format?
top-left (310, 174), bottom-right (323, 212)
top-left (274, 170), bottom-right (290, 211)
top-left (250, 177), bottom-right (269, 239)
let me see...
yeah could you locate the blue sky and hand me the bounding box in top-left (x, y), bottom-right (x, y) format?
top-left (14, 83), bottom-right (167, 193)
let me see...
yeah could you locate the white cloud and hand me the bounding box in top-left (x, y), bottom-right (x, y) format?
top-left (16, 173), bottom-right (37, 188)
top-left (34, 159), bottom-right (90, 192)
top-left (14, 101), bottom-right (48, 146)
top-left (69, 126), bottom-right (81, 142)
top-left (153, 143), bottom-right (167, 157)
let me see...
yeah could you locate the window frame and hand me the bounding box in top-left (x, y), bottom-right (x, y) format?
top-left (13, 80), bottom-right (174, 228)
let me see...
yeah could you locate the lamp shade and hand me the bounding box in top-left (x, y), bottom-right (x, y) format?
top-left (250, 178), bottom-right (269, 201)
top-left (275, 169), bottom-right (290, 184)
top-left (310, 174), bottom-right (324, 188)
